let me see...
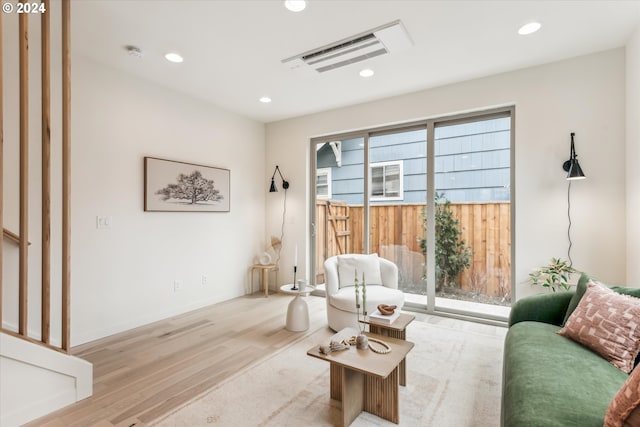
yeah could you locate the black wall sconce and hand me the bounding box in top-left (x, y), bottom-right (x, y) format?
top-left (563, 132), bottom-right (586, 267)
top-left (562, 132), bottom-right (586, 180)
top-left (269, 165), bottom-right (290, 192)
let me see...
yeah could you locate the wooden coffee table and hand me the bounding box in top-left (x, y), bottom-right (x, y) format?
top-left (361, 313), bottom-right (415, 386)
top-left (307, 332), bottom-right (414, 426)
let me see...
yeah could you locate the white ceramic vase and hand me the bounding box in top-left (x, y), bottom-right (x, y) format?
top-left (258, 252), bottom-right (272, 265)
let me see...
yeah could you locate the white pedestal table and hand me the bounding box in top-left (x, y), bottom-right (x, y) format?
top-left (279, 284), bottom-right (315, 332)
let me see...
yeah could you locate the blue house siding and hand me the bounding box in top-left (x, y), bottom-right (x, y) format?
top-left (435, 117), bottom-right (510, 202)
top-left (316, 117), bottom-right (510, 204)
top-left (317, 138), bottom-right (365, 204)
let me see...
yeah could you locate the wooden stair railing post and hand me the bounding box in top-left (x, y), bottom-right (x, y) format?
top-left (19, 6), bottom-right (29, 336)
top-left (62, 0), bottom-right (71, 352)
top-left (0, 7), bottom-right (3, 326)
top-left (41, 0), bottom-right (51, 344)
top-left (0, 1), bottom-right (70, 351)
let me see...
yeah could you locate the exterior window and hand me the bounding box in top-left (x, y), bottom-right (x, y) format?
top-left (371, 161), bottom-right (403, 200)
top-left (316, 168), bottom-right (331, 199)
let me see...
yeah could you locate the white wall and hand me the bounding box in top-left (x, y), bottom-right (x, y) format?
top-left (265, 48), bottom-right (628, 299)
top-left (2, 9), bottom-right (266, 346)
top-left (627, 25), bottom-right (640, 284)
top-left (70, 57), bottom-right (266, 344)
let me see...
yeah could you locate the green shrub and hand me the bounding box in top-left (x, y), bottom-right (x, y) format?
top-left (419, 193), bottom-right (472, 291)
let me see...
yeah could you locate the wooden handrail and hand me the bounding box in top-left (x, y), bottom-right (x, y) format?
top-left (3, 228), bottom-right (30, 245)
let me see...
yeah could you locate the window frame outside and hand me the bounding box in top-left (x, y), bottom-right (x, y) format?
top-left (370, 160), bottom-right (404, 201)
top-left (316, 167), bottom-right (332, 199)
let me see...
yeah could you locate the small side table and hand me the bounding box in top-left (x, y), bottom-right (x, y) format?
top-left (250, 264), bottom-right (277, 297)
top-left (361, 312), bottom-right (415, 386)
top-left (279, 284), bottom-right (315, 332)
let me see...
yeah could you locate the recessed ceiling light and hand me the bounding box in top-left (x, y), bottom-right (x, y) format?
top-left (259, 96), bottom-right (272, 103)
top-left (518, 22), bottom-right (541, 36)
top-left (359, 68), bottom-right (375, 78)
top-left (164, 52), bottom-right (184, 63)
top-left (284, 0), bottom-right (306, 12)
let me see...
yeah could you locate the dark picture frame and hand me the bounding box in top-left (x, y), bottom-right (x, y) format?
top-left (144, 157), bottom-right (230, 212)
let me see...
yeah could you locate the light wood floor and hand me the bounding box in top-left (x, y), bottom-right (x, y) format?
top-left (25, 293), bottom-right (328, 427)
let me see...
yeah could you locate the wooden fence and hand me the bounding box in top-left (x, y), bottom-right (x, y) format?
top-left (316, 200), bottom-right (511, 298)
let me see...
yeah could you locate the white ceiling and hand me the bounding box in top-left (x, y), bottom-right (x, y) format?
top-left (72, 0), bottom-right (640, 123)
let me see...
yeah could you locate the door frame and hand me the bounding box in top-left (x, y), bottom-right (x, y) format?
top-left (308, 105), bottom-right (515, 323)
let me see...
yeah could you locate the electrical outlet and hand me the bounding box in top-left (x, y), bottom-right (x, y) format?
top-left (201, 275), bottom-right (208, 286)
top-left (173, 280), bottom-right (181, 292)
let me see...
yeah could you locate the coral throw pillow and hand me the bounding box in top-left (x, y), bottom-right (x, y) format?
top-left (557, 281), bottom-right (640, 373)
top-left (604, 366), bottom-right (640, 427)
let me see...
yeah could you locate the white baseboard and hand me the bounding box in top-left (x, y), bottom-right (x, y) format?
top-left (72, 292), bottom-right (242, 346)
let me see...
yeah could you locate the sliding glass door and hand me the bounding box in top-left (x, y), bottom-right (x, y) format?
top-left (368, 129), bottom-right (427, 303)
top-left (314, 137), bottom-right (365, 286)
top-left (310, 107), bottom-right (513, 320)
top-left (432, 114), bottom-right (512, 318)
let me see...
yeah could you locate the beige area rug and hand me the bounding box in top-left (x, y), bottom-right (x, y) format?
top-left (153, 316), bottom-right (507, 427)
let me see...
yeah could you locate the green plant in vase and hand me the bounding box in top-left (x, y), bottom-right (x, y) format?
top-left (527, 258), bottom-right (577, 292)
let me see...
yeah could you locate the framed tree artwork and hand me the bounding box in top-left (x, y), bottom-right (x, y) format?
top-left (144, 157), bottom-right (230, 212)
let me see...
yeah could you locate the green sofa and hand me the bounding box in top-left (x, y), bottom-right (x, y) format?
top-left (501, 274), bottom-right (640, 427)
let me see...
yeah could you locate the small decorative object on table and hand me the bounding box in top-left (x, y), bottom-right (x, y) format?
top-left (367, 337), bottom-right (392, 354)
top-left (257, 252), bottom-right (272, 265)
top-left (368, 304), bottom-right (400, 324)
top-left (354, 271), bottom-right (369, 349)
top-left (292, 245), bottom-right (298, 290)
top-left (377, 304), bottom-right (397, 315)
top-left (355, 334), bottom-right (369, 350)
top-left (317, 275), bottom-right (397, 355)
top-left (317, 328), bottom-right (392, 355)
top-left (319, 339), bottom-right (351, 355)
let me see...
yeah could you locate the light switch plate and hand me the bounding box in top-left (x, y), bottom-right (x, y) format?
top-left (96, 216), bottom-right (112, 229)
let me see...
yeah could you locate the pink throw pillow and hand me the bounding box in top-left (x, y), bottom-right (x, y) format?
top-left (557, 281), bottom-right (640, 373)
top-left (604, 366), bottom-right (640, 427)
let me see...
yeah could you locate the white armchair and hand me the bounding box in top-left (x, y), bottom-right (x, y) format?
top-left (324, 253), bottom-right (405, 332)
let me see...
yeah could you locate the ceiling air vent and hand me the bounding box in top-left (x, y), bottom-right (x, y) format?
top-left (282, 20), bottom-right (412, 74)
